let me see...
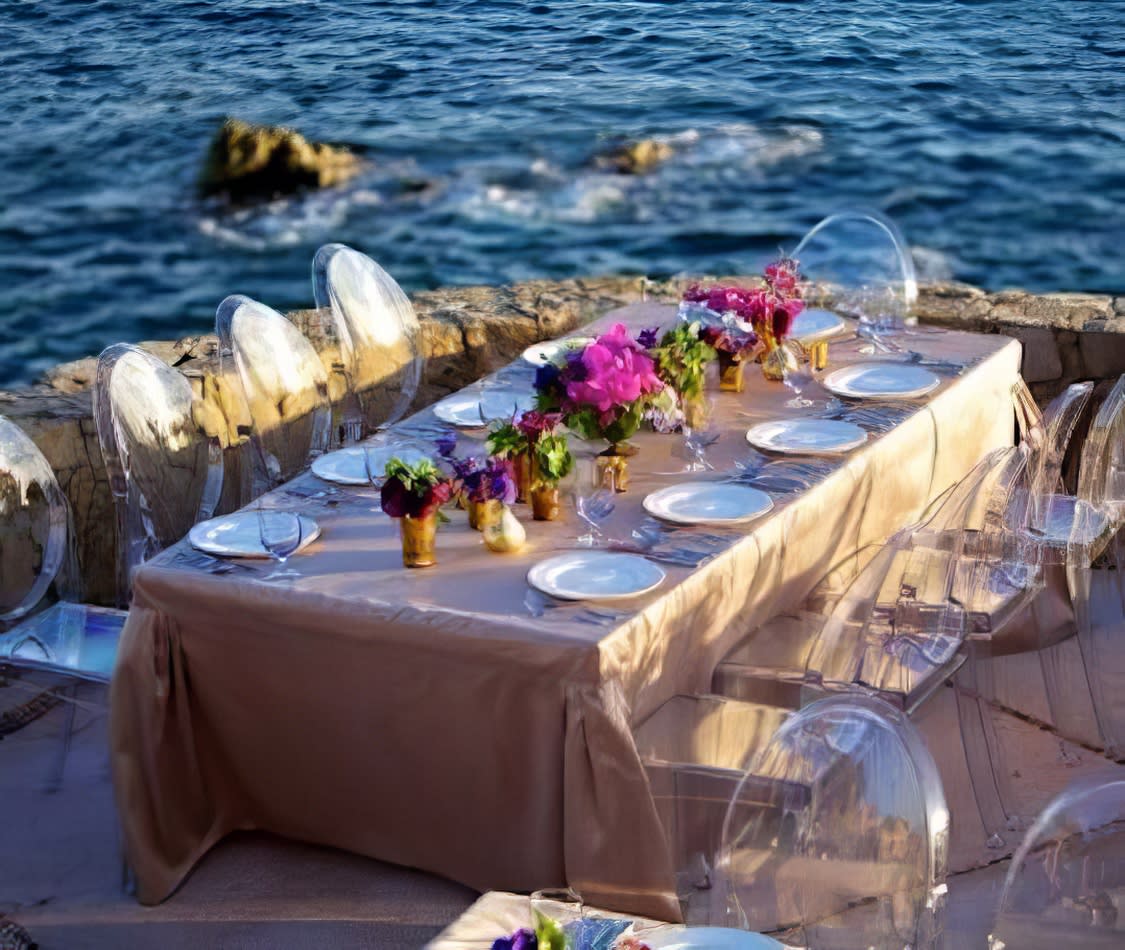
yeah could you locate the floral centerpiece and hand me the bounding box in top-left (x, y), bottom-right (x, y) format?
top-left (518, 411), bottom-right (573, 521)
top-left (380, 457), bottom-right (454, 568)
top-left (680, 257), bottom-right (805, 390)
top-left (651, 320), bottom-right (717, 426)
top-left (492, 917), bottom-right (650, 950)
top-left (451, 455), bottom-right (518, 531)
top-left (486, 418), bottom-right (532, 502)
top-left (534, 323), bottom-right (664, 491)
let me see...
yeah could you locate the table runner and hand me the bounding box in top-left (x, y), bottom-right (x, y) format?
top-left (110, 304), bottom-right (1020, 917)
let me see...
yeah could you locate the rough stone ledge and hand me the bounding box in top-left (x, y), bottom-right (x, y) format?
top-left (2, 277), bottom-right (1123, 605)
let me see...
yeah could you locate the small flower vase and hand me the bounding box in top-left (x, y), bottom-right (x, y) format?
top-left (597, 442), bottom-right (636, 493)
top-left (399, 513), bottom-right (437, 568)
top-left (513, 451), bottom-right (532, 504)
top-left (530, 483), bottom-right (561, 521)
top-left (682, 394), bottom-right (708, 430)
top-left (717, 351), bottom-right (745, 393)
top-left (467, 497), bottom-right (504, 531)
top-left (760, 332), bottom-right (798, 382)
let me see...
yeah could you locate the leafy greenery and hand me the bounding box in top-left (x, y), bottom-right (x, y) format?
top-left (383, 457), bottom-right (444, 494)
top-left (654, 321), bottom-right (717, 401)
top-left (566, 401), bottom-right (643, 445)
top-left (533, 432), bottom-right (574, 485)
top-left (485, 420), bottom-right (528, 459)
top-left (533, 911), bottom-right (567, 950)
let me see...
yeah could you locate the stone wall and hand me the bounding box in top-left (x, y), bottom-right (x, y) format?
top-left (1, 277), bottom-right (1123, 606)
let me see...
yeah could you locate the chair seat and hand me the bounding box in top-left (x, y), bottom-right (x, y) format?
top-left (0, 603), bottom-right (127, 682)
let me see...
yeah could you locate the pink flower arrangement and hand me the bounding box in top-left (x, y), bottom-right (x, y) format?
top-left (534, 323), bottom-right (664, 445)
top-left (682, 257), bottom-right (805, 347)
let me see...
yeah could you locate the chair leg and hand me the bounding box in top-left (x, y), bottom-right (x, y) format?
top-left (46, 685), bottom-right (77, 793)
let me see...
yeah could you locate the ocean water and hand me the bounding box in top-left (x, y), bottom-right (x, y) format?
top-left (2, 0), bottom-right (1123, 387)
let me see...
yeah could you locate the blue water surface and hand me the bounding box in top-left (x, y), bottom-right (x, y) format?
top-left (2, 0), bottom-right (1123, 386)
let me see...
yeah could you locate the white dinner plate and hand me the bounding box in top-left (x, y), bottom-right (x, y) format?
top-left (522, 336), bottom-right (594, 365)
top-left (641, 926), bottom-right (784, 949)
top-left (527, 551), bottom-right (665, 601)
top-left (312, 444), bottom-right (428, 486)
top-left (433, 389), bottom-right (535, 427)
top-left (746, 418), bottom-right (868, 455)
top-left (189, 511), bottom-right (321, 558)
top-left (790, 307), bottom-right (846, 342)
top-left (822, 362), bottom-right (941, 400)
top-left (643, 482), bottom-right (773, 526)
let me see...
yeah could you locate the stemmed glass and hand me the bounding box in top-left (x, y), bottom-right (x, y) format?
top-left (256, 503), bottom-right (304, 579)
top-left (571, 457), bottom-right (616, 547)
top-left (681, 397), bottom-right (721, 471)
top-left (782, 347), bottom-right (816, 410)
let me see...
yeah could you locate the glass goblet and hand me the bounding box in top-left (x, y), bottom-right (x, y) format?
top-left (570, 457), bottom-right (616, 547)
top-left (257, 505), bottom-right (304, 580)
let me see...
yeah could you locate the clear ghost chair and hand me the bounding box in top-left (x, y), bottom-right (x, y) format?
top-left (313, 243), bottom-right (424, 442)
top-left (713, 447), bottom-right (1025, 716)
top-left (0, 415), bottom-right (126, 680)
top-left (93, 344), bottom-right (224, 604)
top-left (790, 208), bottom-right (918, 337)
top-left (989, 777), bottom-right (1125, 949)
top-left (714, 694), bottom-right (949, 949)
top-left (1067, 375), bottom-right (1125, 760)
top-left (215, 294), bottom-right (332, 495)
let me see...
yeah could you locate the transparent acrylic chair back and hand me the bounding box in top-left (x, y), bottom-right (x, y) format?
top-left (715, 694), bottom-right (949, 948)
top-left (802, 447), bottom-right (1014, 710)
top-left (791, 208), bottom-right (917, 325)
top-left (215, 294), bottom-right (332, 494)
top-left (93, 343), bottom-right (223, 604)
top-left (320, 244), bottom-right (423, 435)
top-left (990, 777), bottom-right (1125, 949)
top-left (0, 417), bottom-right (68, 625)
top-left (1069, 375), bottom-right (1125, 759)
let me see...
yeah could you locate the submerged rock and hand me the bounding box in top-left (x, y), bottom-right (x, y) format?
top-left (199, 118), bottom-right (365, 202)
top-left (594, 138), bottom-right (674, 175)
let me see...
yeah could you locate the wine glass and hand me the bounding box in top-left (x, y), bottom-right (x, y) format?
top-left (257, 504), bottom-right (304, 579)
top-left (571, 457), bottom-right (616, 546)
top-left (782, 344), bottom-right (816, 410)
top-left (681, 397), bottom-right (720, 471)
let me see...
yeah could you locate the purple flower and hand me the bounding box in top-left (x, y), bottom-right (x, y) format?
top-left (435, 431), bottom-right (458, 459)
top-left (637, 326), bottom-right (659, 349)
top-left (492, 929), bottom-right (537, 950)
top-left (535, 362), bottom-right (561, 392)
top-left (459, 456), bottom-right (517, 504)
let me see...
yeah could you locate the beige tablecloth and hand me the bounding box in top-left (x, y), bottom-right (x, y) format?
top-left (110, 305), bottom-right (1020, 918)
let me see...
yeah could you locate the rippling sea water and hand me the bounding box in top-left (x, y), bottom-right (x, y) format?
top-left (2, 0), bottom-right (1123, 386)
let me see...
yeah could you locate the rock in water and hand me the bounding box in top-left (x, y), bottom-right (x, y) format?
top-left (595, 138), bottom-right (673, 175)
top-left (199, 118), bottom-right (365, 202)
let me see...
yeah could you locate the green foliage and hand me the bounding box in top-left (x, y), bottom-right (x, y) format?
top-left (533, 432), bottom-right (574, 485)
top-left (654, 321), bottom-right (716, 401)
top-left (383, 456), bottom-right (443, 494)
top-left (486, 421), bottom-right (528, 458)
top-left (533, 911), bottom-right (568, 950)
top-left (565, 401), bottom-right (643, 445)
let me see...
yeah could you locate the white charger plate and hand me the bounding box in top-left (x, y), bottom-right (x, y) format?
top-left (527, 551), bottom-right (665, 601)
top-left (189, 511), bottom-right (321, 558)
top-left (643, 482), bottom-right (773, 526)
top-left (790, 307), bottom-right (846, 342)
top-left (433, 389), bottom-right (535, 427)
top-left (746, 418), bottom-right (867, 455)
top-left (522, 336), bottom-right (595, 365)
top-left (641, 926), bottom-right (783, 949)
top-left (312, 444), bottom-right (428, 486)
top-left (822, 362), bottom-right (940, 399)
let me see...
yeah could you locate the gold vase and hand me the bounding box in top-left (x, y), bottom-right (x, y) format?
top-left (467, 498), bottom-right (503, 531)
top-left (682, 394), bottom-right (710, 429)
top-left (530, 484), bottom-right (561, 521)
top-left (513, 451), bottom-right (531, 504)
top-left (399, 513), bottom-right (437, 568)
top-left (597, 442), bottom-right (636, 493)
top-left (717, 351), bottom-right (745, 392)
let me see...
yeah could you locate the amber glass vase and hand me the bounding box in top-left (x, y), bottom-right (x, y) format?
top-left (467, 497), bottom-right (503, 531)
top-left (596, 442), bottom-right (636, 493)
top-left (399, 513), bottom-right (437, 568)
top-left (530, 484), bottom-right (561, 521)
top-left (717, 351), bottom-right (745, 393)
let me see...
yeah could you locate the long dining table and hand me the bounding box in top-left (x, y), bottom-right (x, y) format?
top-left (109, 303), bottom-right (1021, 919)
